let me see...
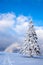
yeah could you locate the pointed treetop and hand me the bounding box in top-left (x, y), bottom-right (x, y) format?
top-left (28, 17), bottom-right (33, 25)
top-left (29, 21), bottom-right (32, 24)
top-left (28, 18), bottom-right (34, 28)
top-left (29, 17), bottom-right (32, 22)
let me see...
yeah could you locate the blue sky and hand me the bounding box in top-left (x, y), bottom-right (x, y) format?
top-left (0, 0), bottom-right (43, 26)
top-left (0, 0), bottom-right (43, 51)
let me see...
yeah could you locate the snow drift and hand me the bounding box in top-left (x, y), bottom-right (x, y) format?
top-left (4, 43), bottom-right (20, 53)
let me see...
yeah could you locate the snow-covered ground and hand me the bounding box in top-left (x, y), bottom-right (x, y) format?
top-left (0, 52), bottom-right (43, 65)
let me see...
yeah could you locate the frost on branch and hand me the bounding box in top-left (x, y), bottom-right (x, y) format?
top-left (20, 20), bottom-right (41, 57)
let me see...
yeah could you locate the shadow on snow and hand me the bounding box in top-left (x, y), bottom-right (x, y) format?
top-left (20, 55), bottom-right (43, 59)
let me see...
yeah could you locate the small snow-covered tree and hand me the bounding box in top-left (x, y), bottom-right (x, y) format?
top-left (20, 20), bottom-right (40, 57)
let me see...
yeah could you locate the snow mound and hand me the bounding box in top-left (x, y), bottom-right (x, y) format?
top-left (4, 43), bottom-right (20, 53)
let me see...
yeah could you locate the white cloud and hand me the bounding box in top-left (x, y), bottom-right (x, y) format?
top-left (0, 12), bottom-right (16, 31)
top-left (16, 15), bottom-right (28, 24)
top-left (0, 12), bottom-right (43, 51)
top-left (0, 12), bottom-right (43, 38)
top-left (0, 13), bottom-right (32, 34)
top-left (13, 21), bottom-right (28, 34)
top-left (36, 27), bottom-right (43, 45)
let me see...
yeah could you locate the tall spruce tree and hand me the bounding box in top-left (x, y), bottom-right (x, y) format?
top-left (20, 20), bottom-right (40, 57)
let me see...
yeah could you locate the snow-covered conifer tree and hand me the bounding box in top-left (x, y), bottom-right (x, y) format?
top-left (20, 19), bottom-right (40, 57)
